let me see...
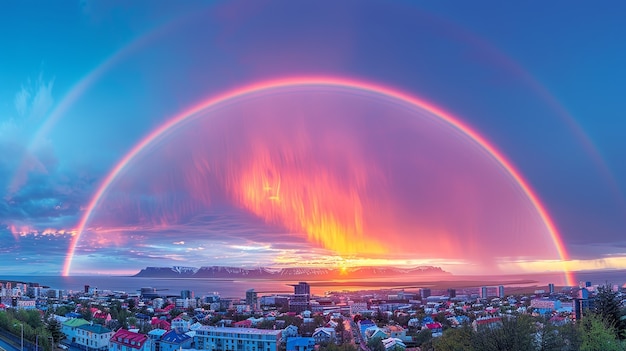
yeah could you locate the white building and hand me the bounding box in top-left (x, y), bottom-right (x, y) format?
top-left (195, 327), bottom-right (282, 351)
top-left (75, 324), bottom-right (113, 351)
top-left (62, 318), bottom-right (90, 344)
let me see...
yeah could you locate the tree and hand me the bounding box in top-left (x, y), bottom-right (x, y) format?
top-left (127, 299), bottom-right (136, 312)
top-left (335, 317), bottom-right (346, 344)
top-left (579, 314), bottom-right (624, 351)
top-left (593, 284), bottom-right (626, 338)
top-left (257, 320), bottom-right (276, 330)
top-left (471, 315), bottom-right (536, 351)
top-left (414, 329), bottom-right (432, 348)
top-left (434, 326), bottom-right (475, 351)
top-left (46, 318), bottom-right (65, 347)
top-left (367, 337), bottom-right (385, 351)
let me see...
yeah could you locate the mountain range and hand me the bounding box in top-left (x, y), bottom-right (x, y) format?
top-left (134, 265), bottom-right (450, 279)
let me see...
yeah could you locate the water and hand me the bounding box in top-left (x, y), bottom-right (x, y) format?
top-left (2, 270), bottom-right (625, 298)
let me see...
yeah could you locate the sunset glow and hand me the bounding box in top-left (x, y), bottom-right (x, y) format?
top-left (62, 77), bottom-right (571, 285)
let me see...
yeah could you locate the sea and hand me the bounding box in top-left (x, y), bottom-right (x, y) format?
top-left (2, 270), bottom-right (626, 298)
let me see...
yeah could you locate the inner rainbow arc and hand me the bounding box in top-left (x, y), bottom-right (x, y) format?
top-left (63, 76), bottom-right (574, 285)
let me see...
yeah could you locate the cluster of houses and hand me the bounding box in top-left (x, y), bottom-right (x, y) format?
top-left (3, 279), bottom-right (623, 351)
top-left (58, 312), bottom-right (339, 351)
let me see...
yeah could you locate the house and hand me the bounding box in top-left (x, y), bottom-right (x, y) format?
top-left (109, 329), bottom-right (150, 351)
top-left (472, 317), bottom-right (502, 332)
top-left (158, 330), bottom-right (193, 351)
top-left (424, 323), bottom-right (443, 338)
top-left (312, 328), bottom-right (336, 345)
top-left (281, 325), bottom-right (299, 342)
top-left (75, 324), bottom-right (113, 351)
top-left (383, 326), bottom-right (406, 340)
top-left (62, 318), bottom-right (90, 344)
top-left (147, 330), bottom-right (167, 351)
top-left (93, 310), bottom-right (112, 323)
top-left (234, 320), bottom-right (253, 328)
top-left (171, 315), bottom-right (192, 333)
top-left (364, 327), bottom-right (388, 341)
top-left (286, 337), bottom-right (315, 351)
top-left (150, 318), bottom-right (171, 331)
top-left (381, 338), bottom-right (406, 351)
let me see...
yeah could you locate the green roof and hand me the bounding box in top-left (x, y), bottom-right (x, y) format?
top-left (63, 318), bottom-right (90, 327)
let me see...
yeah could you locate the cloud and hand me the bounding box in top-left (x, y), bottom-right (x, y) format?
top-left (13, 74), bottom-right (54, 121)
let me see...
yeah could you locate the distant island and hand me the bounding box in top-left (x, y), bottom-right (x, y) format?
top-left (134, 265), bottom-right (451, 280)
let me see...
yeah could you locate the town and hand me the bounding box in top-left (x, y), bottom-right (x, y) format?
top-left (0, 278), bottom-right (624, 351)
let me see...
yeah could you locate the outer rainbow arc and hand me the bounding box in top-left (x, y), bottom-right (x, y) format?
top-left (63, 76), bottom-right (574, 286)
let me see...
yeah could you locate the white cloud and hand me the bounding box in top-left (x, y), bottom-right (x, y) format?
top-left (13, 74), bottom-right (54, 121)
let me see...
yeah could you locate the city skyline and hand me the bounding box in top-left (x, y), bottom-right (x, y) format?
top-left (1, 1), bottom-right (626, 279)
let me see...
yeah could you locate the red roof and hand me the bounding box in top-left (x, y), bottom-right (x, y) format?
top-left (151, 319), bottom-right (171, 330)
top-left (425, 323), bottom-right (442, 330)
top-left (111, 329), bottom-right (148, 349)
top-left (234, 320), bottom-right (252, 327)
top-left (476, 317), bottom-right (502, 325)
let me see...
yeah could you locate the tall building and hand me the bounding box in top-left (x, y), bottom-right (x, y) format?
top-left (181, 290), bottom-right (194, 299)
top-left (548, 283), bottom-right (555, 294)
top-left (447, 289), bottom-right (456, 298)
top-left (498, 286), bottom-right (505, 298)
top-left (481, 286), bottom-right (488, 299)
top-left (420, 288), bottom-right (431, 299)
top-left (290, 282), bottom-right (311, 313)
top-left (246, 289), bottom-right (258, 310)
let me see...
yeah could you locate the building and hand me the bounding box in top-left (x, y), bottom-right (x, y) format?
top-left (281, 325), bottom-right (299, 342)
top-left (381, 338), bottom-right (406, 351)
top-left (290, 282), bottom-right (311, 313)
top-left (147, 330), bottom-right (168, 351)
top-left (62, 318), bottom-right (90, 344)
top-left (548, 283), bottom-right (555, 294)
top-left (75, 324), bottom-right (113, 351)
top-left (498, 286), bottom-right (505, 298)
top-left (383, 326), bottom-right (406, 341)
top-left (158, 330), bottom-right (193, 351)
top-left (481, 287), bottom-right (488, 299)
top-left (109, 329), bottom-right (150, 351)
top-left (181, 290), bottom-right (194, 299)
top-left (286, 337), bottom-right (315, 351)
top-left (171, 315), bottom-right (192, 333)
top-left (246, 289), bottom-right (259, 310)
top-left (447, 289), bottom-right (456, 298)
top-left (195, 326), bottom-right (282, 351)
top-left (312, 328), bottom-right (336, 345)
top-left (419, 289), bottom-right (431, 299)
top-left (349, 302), bottom-right (368, 315)
top-left (530, 299), bottom-right (562, 314)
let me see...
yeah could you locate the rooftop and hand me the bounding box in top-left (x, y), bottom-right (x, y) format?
top-left (198, 326), bottom-right (282, 336)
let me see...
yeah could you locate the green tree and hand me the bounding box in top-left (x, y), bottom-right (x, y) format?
top-left (579, 314), bottom-right (624, 351)
top-left (471, 315), bottom-right (536, 351)
top-left (257, 320), bottom-right (276, 329)
top-left (367, 337), bottom-right (385, 351)
top-left (414, 329), bottom-right (432, 347)
top-left (593, 284), bottom-right (626, 338)
top-left (433, 325), bottom-right (475, 351)
top-left (46, 318), bottom-right (65, 346)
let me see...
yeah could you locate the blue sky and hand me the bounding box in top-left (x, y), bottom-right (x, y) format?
top-left (1, 1), bottom-right (625, 277)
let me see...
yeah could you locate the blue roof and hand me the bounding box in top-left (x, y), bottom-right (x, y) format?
top-left (287, 337), bottom-right (315, 347)
top-left (161, 330), bottom-right (191, 344)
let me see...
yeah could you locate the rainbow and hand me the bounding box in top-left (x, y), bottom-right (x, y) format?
top-left (62, 76), bottom-right (575, 285)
